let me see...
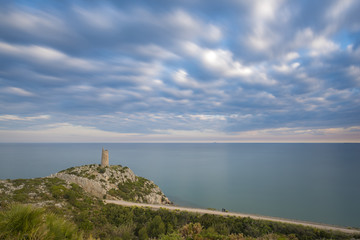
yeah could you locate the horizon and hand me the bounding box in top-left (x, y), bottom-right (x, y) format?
top-left (0, 141), bottom-right (358, 144)
top-left (0, 1), bottom-right (360, 143)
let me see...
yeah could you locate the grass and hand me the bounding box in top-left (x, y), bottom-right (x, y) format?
top-left (0, 204), bottom-right (83, 240)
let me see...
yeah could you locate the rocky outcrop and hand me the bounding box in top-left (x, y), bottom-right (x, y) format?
top-left (52, 172), bottom-right (107, 199)
top-left (51, 164), bottom-right (171, 205)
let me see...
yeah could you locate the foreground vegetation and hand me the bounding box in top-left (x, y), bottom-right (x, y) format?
top-left (0, 204), bottom-right (83, 240)
top-left (1, 176), bottom-right (359, 239)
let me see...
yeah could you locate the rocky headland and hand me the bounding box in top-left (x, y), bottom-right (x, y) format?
top-left (0, 164), bottom-right (171, 206)
top-left (53, 164), bottom-right (171, 204)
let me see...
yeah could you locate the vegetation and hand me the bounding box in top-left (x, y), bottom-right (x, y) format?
top-left (1, 199), bottom-right (358, 240)
top-left (108, 176), bottom-right (156, 203)
top-left (0, 204), bottom-right (83, 240)
top-left (1, 173), bottom-right (359, 239)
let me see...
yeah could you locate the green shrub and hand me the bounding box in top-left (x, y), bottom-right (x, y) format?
top-left (50, 185), bottom-right (68, 199)
top-left (138, 227), bottom-right (149, 240)
top-left (12, 191), bottom-right (28, 203)
top-left (147, 215), bottom-right (166, 238)
top-left (0, 204), bottom-right (82, 240)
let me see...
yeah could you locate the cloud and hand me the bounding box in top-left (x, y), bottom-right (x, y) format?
top-left (182, 42), bottom-right (252, 77)
top-left (284, 52), bottom-right (300, 62)
top-left (1, 122), bottom-right (358, 143)
top-left (1, 87), bottom-right (35, 96)
top-left (0, 5), bottom-right (70, 42)
top-left (0, 114), bottom-right (50, 121)
top-left (347, 65), bottom-right (360, 85)
top-left (273, 62), bottom-right (300, 73)
top-left (0, 41), bottom-right (99, 71)
top-left (172, 69), bottom-right (200, 88)
top-left (166, 9), bottom-right (222, 43)
top-left (293, 28), bottom-right (340, 56)
top-left (73, 5), bottom-right (122, 30)
top-left (134, 44), bottom-right (179, 60)
top-left (0, 123), bottom-right (140, 142)
top-left (0, 1), bottom-right (359, 142)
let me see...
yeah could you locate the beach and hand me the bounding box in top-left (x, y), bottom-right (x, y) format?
top-left (105, 199), bottom-right (360, 235)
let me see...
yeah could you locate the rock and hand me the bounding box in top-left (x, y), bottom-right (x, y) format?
top-left (51, 164), bottom-right (171, 205)
top-left (54, 172), bottom-right (106, 199)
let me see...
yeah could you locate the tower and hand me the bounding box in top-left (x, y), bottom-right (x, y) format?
top-left (101, 147), bottom-right (109, 167)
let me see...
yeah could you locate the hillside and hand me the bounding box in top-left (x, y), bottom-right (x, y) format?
top-left (0, 164), bottom-right (170, 207)
top-left (1, 165), bottom-right (359, 239)
top-left (54, 164), bottom-right (171, 205)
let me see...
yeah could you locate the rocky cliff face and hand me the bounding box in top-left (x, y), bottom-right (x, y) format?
top-left (51, 164), bottom-right (171, 205)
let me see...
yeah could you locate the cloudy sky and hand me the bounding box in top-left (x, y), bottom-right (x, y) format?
top-left (0, 0), bottom-right (360, 142)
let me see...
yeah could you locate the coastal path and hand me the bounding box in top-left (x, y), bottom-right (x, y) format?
top-left (105, 200), bottom-right (360, 234)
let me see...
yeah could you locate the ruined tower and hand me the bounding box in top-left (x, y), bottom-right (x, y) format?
top-left (101, 147), bottom-right (109, 167)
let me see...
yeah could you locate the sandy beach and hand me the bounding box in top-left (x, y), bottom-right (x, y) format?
top-left (105, 200), bottom-right (360, 235)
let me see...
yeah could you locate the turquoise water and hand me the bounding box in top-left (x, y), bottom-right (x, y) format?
top-left (0, 143), bottom-right (359, 227)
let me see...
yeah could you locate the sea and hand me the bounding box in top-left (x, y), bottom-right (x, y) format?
top-left (0, 143), bottom-right (359, 228)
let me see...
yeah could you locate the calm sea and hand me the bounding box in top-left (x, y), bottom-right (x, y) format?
top-left (0, 143), bottom-right (359, 228)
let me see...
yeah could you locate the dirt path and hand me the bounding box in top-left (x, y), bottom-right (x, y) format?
top-left (105, 200), bottom-right (360, 234)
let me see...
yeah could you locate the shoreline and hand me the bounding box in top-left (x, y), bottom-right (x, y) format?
top-left (105, 200), bottom-right (360, 235)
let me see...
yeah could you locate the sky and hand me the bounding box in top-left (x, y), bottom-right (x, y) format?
top-left (0, 0), bottom-right (360, 143)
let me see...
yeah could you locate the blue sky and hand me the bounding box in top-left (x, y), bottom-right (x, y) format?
top-left (0, 0), bottom-right (360, 142)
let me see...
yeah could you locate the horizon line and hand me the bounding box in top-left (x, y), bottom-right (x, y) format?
top-left (0, 141), bottom-right (359, 144)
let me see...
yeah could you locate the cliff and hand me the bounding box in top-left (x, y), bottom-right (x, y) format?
top-left (52, 164), bottom-right (171, 205)
top-left (0, 164), bottom-right (171, 206)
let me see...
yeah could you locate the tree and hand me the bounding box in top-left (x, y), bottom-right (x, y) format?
top-left (147, 215), bottom-right (166, 238)
top-left (138, 227), bottom-right (149, 240)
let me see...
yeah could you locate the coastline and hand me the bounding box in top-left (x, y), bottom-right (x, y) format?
top-left (105, 199), bottom-right (360, 235)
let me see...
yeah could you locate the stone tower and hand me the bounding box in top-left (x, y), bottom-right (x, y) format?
top-left (101, 147), bottom-right (109, 167)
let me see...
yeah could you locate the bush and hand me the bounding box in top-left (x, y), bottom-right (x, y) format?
top-left (138, 227), bottom-right (149, 240)
top-left (147, 215), bottom-right (166, 238)
top-left (0, 204), bottom-right (82, 240)
top-left (50, 185), bottom-right (68, 199)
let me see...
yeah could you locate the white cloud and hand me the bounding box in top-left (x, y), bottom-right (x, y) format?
top-left (0, 114), bottom-right (359, 142)
top-left (189, 114), bottom-right (226, 121)
top-left (0, 114), bottom-right (50, 121)
top-left (172, 69), bottom-right (200, 88)
top-left (251, 0), bottom-right (284, 21)
top-left (0, 41), bottom-right (99, 71)
top-left (292, 62), bottom-right (300, 69)
top-left (347, 65), bottom-right (360, 85)
top-left (182, 42), bottom-right (277, 85)
top-left (294, 28), bottom-right (314, 47)
top-left (324, 0), bottom-right (358, 33)
top-left (167, 9), bottom-right (222, 43)
top-left (97, 88), bottom-right (143, 103)
top-left (244, 0), bottom-right (285, 52)
top-left (72, 7), bottom-right (223, 44)
top-left (73, 5), bottom-right (123, 30)
top-left (182, 42), bottom-right (253, 77)
top-left (326, 0), bottom-right (355, 20)
top-left (284, 52), bottom-right (300, 62)
top-left (0, 123), bottom-right (140, 143)
top-left (0, 7), bottom-right (68, 38)
top-left (309, 37), bottom-right (339, 57)
top-left (293, 28), bottom-right (339, 56)
top-left (273, 62), bottom-right (300, 73)
top-left (255, 91), bottom-right (276, 100)
top-left (135, 44), bottom-right (179, 60)
top-left (207, 24), bottom-right (223, 42)
top-left (1, 87), bottom-right (35, 96)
